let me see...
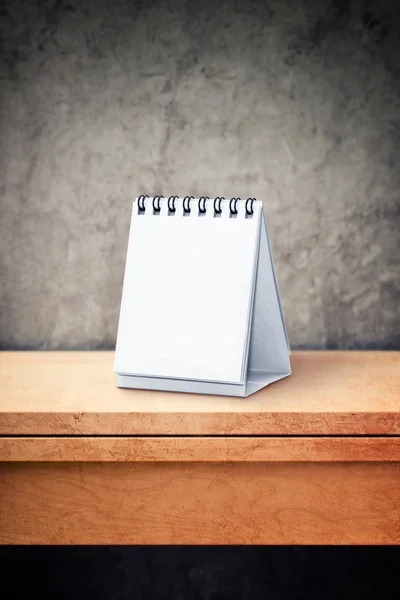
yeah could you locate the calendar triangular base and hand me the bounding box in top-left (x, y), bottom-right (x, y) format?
top-left (244, 210), bottom-right (291, 396)
top-left (117, 211), bottom-right (290, 398)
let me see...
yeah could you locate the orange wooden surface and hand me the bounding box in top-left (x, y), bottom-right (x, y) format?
top-left (1, 462), bottom-right (399, 545)
top-left (1, 351), bottom-right (399, 545)
top-left (1, 351), bottom-right (400, 435)
top-left (1, 436), bottom-right (400, 462)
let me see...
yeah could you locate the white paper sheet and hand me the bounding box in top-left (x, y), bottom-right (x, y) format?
top-left (114, 198), bottom-right (261, 384)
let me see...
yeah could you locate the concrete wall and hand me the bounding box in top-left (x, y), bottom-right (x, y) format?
top-left (1, 0), bottom-right (399, 349)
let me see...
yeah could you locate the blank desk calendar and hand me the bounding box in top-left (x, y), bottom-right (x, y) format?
top-left (114, 196), bottom-right (291, 397)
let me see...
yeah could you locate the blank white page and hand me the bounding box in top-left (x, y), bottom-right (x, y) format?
top-left (114, 198), bottom-right (262, 384)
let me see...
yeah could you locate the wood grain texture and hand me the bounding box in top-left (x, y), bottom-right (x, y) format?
top-left (1, 436), bottom-right (400, 462)
top-left (1, 462), bottom-right (399, 544)
top-left (1, 351), bottom-right (400, 435)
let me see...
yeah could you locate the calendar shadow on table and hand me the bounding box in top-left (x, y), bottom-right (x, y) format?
top-left (0, 547), bottom-right (399, 600)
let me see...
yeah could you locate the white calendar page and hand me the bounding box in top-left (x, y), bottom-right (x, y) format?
top-left (114, 199), bottom-right (262, 384)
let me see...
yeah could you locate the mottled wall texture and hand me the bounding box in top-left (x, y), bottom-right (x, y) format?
top-left (0, 0), bottom-right (399, 350)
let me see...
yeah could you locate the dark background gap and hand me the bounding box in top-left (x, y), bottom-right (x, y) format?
top-left (1, 546), bottom-right (400, 599)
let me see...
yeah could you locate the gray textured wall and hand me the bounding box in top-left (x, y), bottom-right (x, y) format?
top-left (0, 0), bottom-right (399, 350)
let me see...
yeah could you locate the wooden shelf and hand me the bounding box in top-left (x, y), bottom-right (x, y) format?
top-left (1, 350), bottom-right (399, 436)
top-left (1, 351), bottom-right (400, 544)
top-left (1, 436), bottom-right (400, 462)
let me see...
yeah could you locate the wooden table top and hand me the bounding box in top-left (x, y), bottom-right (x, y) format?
top-left (0, 351), bottom-right (399, 436)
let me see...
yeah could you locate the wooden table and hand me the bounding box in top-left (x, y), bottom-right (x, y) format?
top-left (0, 351), bottom-right (399, 545)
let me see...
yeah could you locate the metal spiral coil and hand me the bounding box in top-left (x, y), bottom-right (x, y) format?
top-left (198, 196), bottom-right (209, 213)
top-left (245, 197), bottom-right (255, 216)
top-left (229, 197), bottom-right (239, 215)
top-left (168, 195), bottom-right (179, 213)
top-left (152, 195), bottom-right (163, 212)
top-left (137, 196), bottom-right (256, 216)
top-left (183, 196), bottom-right (194, 213)
top-left (214, 197), bottom-right (224, 214)
top-left (137, 195), bottom-right (149, 212)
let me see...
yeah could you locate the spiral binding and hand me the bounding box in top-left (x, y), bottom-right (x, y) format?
top-left (137, 196), bottom-right (256, 217)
